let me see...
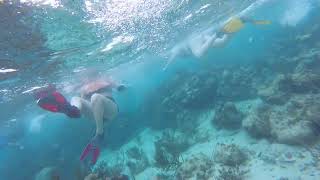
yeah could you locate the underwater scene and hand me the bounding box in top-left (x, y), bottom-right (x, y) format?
top-left (1, 0), bottom-right (320, 179)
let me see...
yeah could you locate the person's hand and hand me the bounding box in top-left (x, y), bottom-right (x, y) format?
top-left (117, 84), bottom-right (127, 92)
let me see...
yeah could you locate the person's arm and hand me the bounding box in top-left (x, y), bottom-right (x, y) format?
top-left (163, 44), bottom-right (187, 70)
top-left (211, 33), bottom-right (232, 48)
top-left (107, 78), bottom-right (127, 92)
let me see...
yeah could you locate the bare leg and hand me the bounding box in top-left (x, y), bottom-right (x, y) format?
top-left (70, 97), bottom-right (93, 120)
top-left (163, 44), bottom-right (188, 70)
top-left (77, 94), bottom-right (118, 165)
top-left (71, 94), bottom-right (118, 136)
top-left (91, 94), bottom-right (106, 136)
top-left (91, 93), bottom-right (118, 136)
top-left (189, 32), bottom-right (217, 58)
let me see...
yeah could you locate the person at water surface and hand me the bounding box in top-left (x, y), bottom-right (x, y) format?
top-left (34, 77), bottom-right (126, 165)
top-left (164, 16), bottom-right (271, 69)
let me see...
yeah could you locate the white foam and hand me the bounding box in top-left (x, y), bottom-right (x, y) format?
top-left (0, 68), bottom-right (17, 73)
top-left (280, 0), bottom-right (312, 27)
top-left (184, 14), bottom-right (193, 21)
top-left (22, 86), bottom-right (45, 94)
top-left (101, 35), bottom-right (134, 52)
top-left (195, 3), bottom-right (211, 14)
top-left (20, 0), bottom-right (61, 8)
top-left (238, 0), bottom-right (270, 17)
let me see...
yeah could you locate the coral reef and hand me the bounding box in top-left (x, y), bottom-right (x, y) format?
top-left (154, 129), bottom-right (193, 169)
top-left (212, 102), bottom-right (244, 130)
top-left (126, 146), bottom-right (149, 174)
top-left (92, 144), bottom-right (147, 178)
top-left (161, 70), bottom-right (218, 109)
top-left (217, 67), bottom-right (258, 101)
top-left (175, 150), bottom-right (247, 180)
top-left (145, 66), bottom-right (261, 132)
top-left (288, 72), bottom-right (320, 93)
top-left (34, 167), bottom-right (60, 180)
top-left (213, 143), bottom-right (248, 167)
top-left (175, 153), bottom-right (215, 180)
top-left (93, 156), bottom-right (125, 179)
top-left (174, 148), bottom-right (249, 180)
top-left (216, 165), bottom-right (246, 180)
top-left (126, 146), bottom-right (143, 160)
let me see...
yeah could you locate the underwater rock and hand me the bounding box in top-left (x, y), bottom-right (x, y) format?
top-left (212, 102), bottom-right (244, 130)
top-left (175, 109), bottom-right (202, 134)
top-left (175, 153), bottom-right (215, 180)
top-left (295, 53), bottom-right (320, 73)
top-left (298, 94), bottom-right (320, 134)
top-left (34, 167), bottom-right (60, 180)
top-left (289, 72), bottom-right (320, 93)
top-left (258, 87), bottom-right (289, 105)
top-left (84, 173), bottom-right (100, 180)
top-left (268, 95), bottom-right (319, 145)
top-left (274, 120), bottom-right (316, 145)
top-left (242, 114), bottom-right (271, 139)
top-left (305, 102), bottom-right (320, 129)
top-left (245, 94), bottom-right (320, 145)
top-left (242, 103), bottom-right (272, 138)
top-left (213, 144), bottom-right (248, 167)
top-left (259, 71), bottom-right (320, 105)
top-left (258, 75), bottom-right (291, 105)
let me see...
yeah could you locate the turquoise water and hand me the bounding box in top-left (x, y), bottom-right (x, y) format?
top-left (1, 0), bottom-right (320, 179)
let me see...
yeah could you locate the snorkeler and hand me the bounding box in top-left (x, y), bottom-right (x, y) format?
top-left (164, 17), bottom-right (271, 69)
top-left (34, 78), bottom-right (126, 165)
top-left (73, 78), bottom-right (126, 165)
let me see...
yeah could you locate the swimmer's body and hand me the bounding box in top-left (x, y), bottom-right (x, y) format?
top-left (72, 78), bottom-right (126, 165)
top-left (164, 17), bottom-right (271, 69)
top-left (34, 78), bottom-right (126, 165)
